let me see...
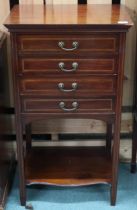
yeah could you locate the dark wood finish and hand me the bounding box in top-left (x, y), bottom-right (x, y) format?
top-left (19, 57), bottom-right (117, 75)
top-left (4, 4), bottom-right (132, 206)
top-left (17, 34), bottom-right (118, 53)
top-left (21, 98), bottom-right (115, 113)
top-left (0, 31), bottom-right (15, 210)
top-left (19, 76), bottom-right (117, 96)
top-left (4, 4), bottom-right (132, 27)
top-left (25, 147), bottom-right (112, 186)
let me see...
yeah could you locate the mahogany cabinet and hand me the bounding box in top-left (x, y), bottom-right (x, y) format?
top-left (4, 4), bottom-right (132, 206)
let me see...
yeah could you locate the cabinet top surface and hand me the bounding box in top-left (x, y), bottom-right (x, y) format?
top-left (4, 4), bottom-right (133, 29)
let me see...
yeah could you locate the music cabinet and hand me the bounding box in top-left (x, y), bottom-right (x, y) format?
top-left (4, 4), bottom-right (132, 206)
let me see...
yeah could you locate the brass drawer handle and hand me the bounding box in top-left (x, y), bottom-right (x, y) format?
top-left (58, 62), bottom-right (78, 72)
top-left (59, 101), bottom-right (78, 112)
top-left (58, 82), bottom-right (78, 92)
top-left (58, 41), bottom-right (79, 51)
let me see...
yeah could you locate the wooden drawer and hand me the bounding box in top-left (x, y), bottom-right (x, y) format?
top-left (19, 57), bottom-right (117, 75)
top-left (17, 34), bottom-right (119, 55)
top-left (19, 76), bottom-right (117, 97)
top-left (21, 98), bottom-right (115, 113)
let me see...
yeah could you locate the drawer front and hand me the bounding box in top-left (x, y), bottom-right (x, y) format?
top-left (21, 98), bottom-right (115, 113)
top-left (19, 76), bottom-right (117, 97)
top-left (17, 34), bottom-right (119, 54)
top-left (19, 57), bottom-right (116, 75)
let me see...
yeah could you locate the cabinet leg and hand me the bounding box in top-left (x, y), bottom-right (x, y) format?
top-left (26, 123), bottom-right (32, 152)
top-left (106, 123), bottom-right (112, 157)
top-left (16, 121), bottom-right (26, 206)
top-left (20, 195), bottom-right (26, 206)
top-left (110, 185), bottom-right (116, 206)
top-left (131, 118), bottom-right (137, 173)
top-left (110, 117), bottom-right (121, 206)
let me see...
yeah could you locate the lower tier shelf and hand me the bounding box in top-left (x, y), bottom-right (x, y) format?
top-left (25, 147), bottom-right (112, 186)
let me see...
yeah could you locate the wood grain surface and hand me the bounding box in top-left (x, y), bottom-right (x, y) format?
top-left (4, 4), bottom-right (133, 27)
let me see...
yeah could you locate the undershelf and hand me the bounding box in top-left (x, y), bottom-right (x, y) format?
top-left (25, 146), bottom-right (112, 186)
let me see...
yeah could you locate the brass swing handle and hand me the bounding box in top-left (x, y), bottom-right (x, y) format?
top-left (58, 82), bottom-right (78, 92)
top-left (58, 41), bottom-right (79, 51)
top-left (58, 62), bottom-right (78, 72)
top-left (59, 101), bottom-right (78, 112)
